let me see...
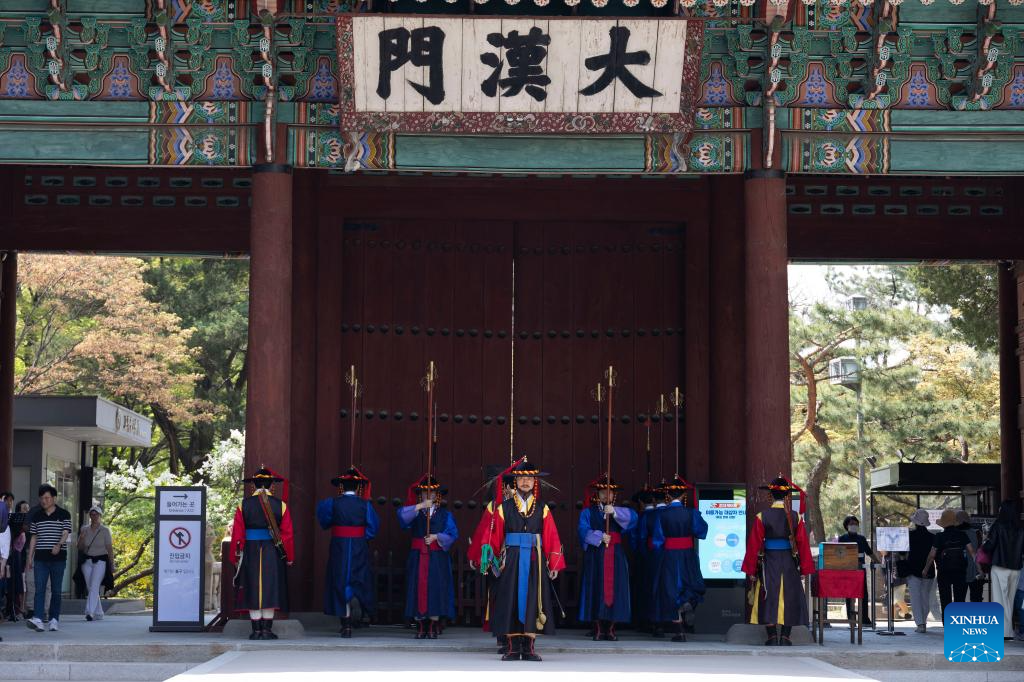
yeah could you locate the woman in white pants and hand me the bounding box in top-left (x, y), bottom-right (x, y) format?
top-left (905, 509), bottom-right (937, 632)
top-left (985, 500), bottom-right (1024, 639)
top-left (77, 506), bottom-right (114, 621)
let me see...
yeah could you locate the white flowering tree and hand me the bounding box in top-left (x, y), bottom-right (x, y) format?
top-left (104, 431), bottom-right (245, 597)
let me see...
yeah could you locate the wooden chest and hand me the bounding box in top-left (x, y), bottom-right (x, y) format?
top-left (819, 542), bottom-right (860, 571)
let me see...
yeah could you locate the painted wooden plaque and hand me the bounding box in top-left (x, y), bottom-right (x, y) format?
top-left (337, 15), bottom-right (703, 135)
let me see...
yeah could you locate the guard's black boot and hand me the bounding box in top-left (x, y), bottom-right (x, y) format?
top-left (521, 636), bottom-right (542, 662)
top-left (592, 620), bottom-right (602, 641)
top-left (501, 635), bottom-right (521, 661)
top-left (497, 635), bottom-right (509, 655)
top-left (671, 620), bottom-right (686, 643)
top-left (780, 625), bottom-right (793, 646)
top-left (604, 622), bottom-right (618, 642)
top-left (262, 619), bottom-right (278, 640)
top-left (765, 625), bottom-right (778, 646)
top-left (415, 620), bottom-right (427, 639)
top-left (428, 620), bottom-right (438, 640)
top-left (652, 623), bottom-right (665, 638)
top-left (340, 617), bottom-right (353, 638)
top-left (681, 602), bottom-right (696, 633)
top-left (249, 619), bottom-right (262, 640)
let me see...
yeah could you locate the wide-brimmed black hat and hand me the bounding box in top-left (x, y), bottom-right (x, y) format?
top-left (243, 466), bottom-right (284, 484)
top-left (508, 458), bottom-right (549, 477)
top-left (587, 474), bottom-right (621, 491)
top-left (759, 475), bottom-right (798, 494)
top-left (331, 466), bottom-right (371, 488)
top-left (662, 474), bottom-right (692, 493)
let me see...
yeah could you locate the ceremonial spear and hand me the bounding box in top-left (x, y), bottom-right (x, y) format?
top-left (603, 366), bottom-right (617, 538)
top-left (345, 365), bottom-right (362, 467)
top-left (421, 361), bottom-right (438, 535)
top-left (655, 393), bottom-right (668, 482)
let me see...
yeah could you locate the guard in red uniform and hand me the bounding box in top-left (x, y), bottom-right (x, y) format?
top-left (741, 475), bottom-right (815, 646)
top-left (229, 467), bottom-right (295, 640)
top-left (468, 458), bottom-right (566, 662)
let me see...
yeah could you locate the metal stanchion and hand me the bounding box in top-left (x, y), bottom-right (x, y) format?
top-left (877, 553), bottom-right (905, 637)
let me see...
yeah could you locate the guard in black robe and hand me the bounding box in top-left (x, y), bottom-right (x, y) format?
top-left (468, 458), bottom-right (566, 662)
top-left (317, 466), bottom-right (379, 638)
top-left (398, 474), bottom-right (458, 638)
top-left (229, 467), bottom-right (294, 640)
top-left (650, 475), bottom-right (707, 642)
top-left (577, 475), bottom-right (637, 640)
top-left (741, 475), bottom-right (815, 646)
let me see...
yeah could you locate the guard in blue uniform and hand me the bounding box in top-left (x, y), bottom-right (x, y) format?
top-left (397, 474), bottom-right (459, 639)
top-left (317, 466), bottom-right (378, 638)
top-left (578, 475), bottom-right (637, 641)
top-left (629, 487), bottom-right (660, 636)
top-left (650, 475), bottom-right (708, 642)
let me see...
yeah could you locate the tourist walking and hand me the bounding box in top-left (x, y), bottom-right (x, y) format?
top-left (956, 510), bottom-right (985, 603)
top-left (903, 509), bottom-right (937, 633)
top-left (76, 505), bottom-right (114, 622)
top-left (922, 508), bottom-right (975, 617)
top-left (983, 500), bottom-right (1024, 639)
top-left (0, 494), bottom-right (8, 641)
top-left (6, 500), bottom-right (29, 620)
top-left (26, 484), bottom-right (72, 632)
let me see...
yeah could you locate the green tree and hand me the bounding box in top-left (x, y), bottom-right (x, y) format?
top-left (791, 266), bottom-right (1001, 543)
top-left (904, 264), bottom-right (997, 353)
top-left (141, 257), bottom-right (249, 474)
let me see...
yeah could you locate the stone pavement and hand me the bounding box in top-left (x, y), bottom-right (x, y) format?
top-left (1, 614), bottom-right (1022, 681)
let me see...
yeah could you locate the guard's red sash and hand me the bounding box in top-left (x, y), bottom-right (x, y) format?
top-left (663, 536), bottom-right (694, 550)
top-left (603, 532), bottom-right (622, 607)
top-left (332, 525), bottom-right (365, 538)
top-left (411, 538), bottom-right (442, 615)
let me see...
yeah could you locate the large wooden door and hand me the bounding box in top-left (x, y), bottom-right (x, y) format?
top-left (338, 219), bottom-right (684, 620)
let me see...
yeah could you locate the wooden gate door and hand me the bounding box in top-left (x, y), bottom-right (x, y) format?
top-left (338, 219), bottom-right (684, 622)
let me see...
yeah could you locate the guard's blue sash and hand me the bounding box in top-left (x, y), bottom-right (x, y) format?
top-left (245, 529), bottom-right (272, 541)
top-left (505, 532), bottom-right (539, 625)
top-left (764, 538), bottom-right (792, 551)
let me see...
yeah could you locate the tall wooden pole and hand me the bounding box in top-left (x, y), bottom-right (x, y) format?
top-left (743, 170), bottom-right (791, 514)
top-left (245, 165), bottom-right (293, 480)
top-left (0, 251), bottom-right (16, 492)
top-left (604, 366), bottom-right (616, 536)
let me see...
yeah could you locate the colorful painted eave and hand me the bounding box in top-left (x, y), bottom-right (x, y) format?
top-left (0, 0), bottom-right (1023, 175)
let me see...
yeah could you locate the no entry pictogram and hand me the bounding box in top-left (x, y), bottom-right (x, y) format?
top-left (169, 526), bottom-right (192, 549)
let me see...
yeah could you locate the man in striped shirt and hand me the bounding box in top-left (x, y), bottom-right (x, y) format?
top-left (26, 484), bottom-right (72, 632)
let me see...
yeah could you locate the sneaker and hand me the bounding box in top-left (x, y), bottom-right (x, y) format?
top-left (93, 613), bottom-right (103, 621)
top-left (27, 617), bottom-right (45, 632)
top-left (85, 614), bottom-right (93, 622)
top-left (48, 620), bottom-right (59, 631)
top-left (915, 624), bottom-right (926, 634)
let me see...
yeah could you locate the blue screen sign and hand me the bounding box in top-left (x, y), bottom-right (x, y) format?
top-left (698, 497), bottom-right (747, 580)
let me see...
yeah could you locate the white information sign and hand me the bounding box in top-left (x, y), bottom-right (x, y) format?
top-left (875, 526), bottom-right (910, 552)
top-left (152, 486), bottom-right (205, 631)
top-left (155, 519), bottom-right (202, 622)
top-left (158, 489), bottom-right (203, 517)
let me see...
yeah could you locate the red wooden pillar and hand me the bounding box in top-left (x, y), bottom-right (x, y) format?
top-left (709, 177), bottom-right (747, 483)
top-left (684, 184), bottom-right (711, 482)
top-left (245, 165), bottom-right (293, 480)
top-left (0, 251), bottom-right (16, 491)
top-left (743, 171), bottom-right (791, 511)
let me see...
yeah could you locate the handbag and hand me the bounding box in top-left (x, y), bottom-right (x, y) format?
top-left (975, 540), bottom-right (993, 573)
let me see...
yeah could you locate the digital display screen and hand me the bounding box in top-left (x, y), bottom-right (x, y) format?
top-left (697, 489), bottom-right (746, 581)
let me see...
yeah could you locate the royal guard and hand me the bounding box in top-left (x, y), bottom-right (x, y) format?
top-left (650, 475), bottom-right (707, 642)
top-left (741, 475), bottom-right (814, 646)
top-left (317, 466), bottom-right (379, 637)
top-left (577, 474), bottom-right (637, 641)
top-left (229, 466), bottom-right (294, 640)
top-left (630, 487), bottom-right (661, 636)
top-left (469, 472), bottom-right (516, 655)
top-left (468, 457), bottom-right (566, 662)
top-left (398, 474), bottom-right (458, 638)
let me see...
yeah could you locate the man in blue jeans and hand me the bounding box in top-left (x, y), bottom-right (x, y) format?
top-left (26, 484), bottom-right (71, 632)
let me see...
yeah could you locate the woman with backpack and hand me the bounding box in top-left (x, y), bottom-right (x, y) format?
top-left (983, 500), bottom-right (1024, 639)
top-left (923, 509), bottom-right (976, 617)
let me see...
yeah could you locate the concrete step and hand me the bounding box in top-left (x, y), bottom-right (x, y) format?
top-left (3, 661), bottom-right (194, 681)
